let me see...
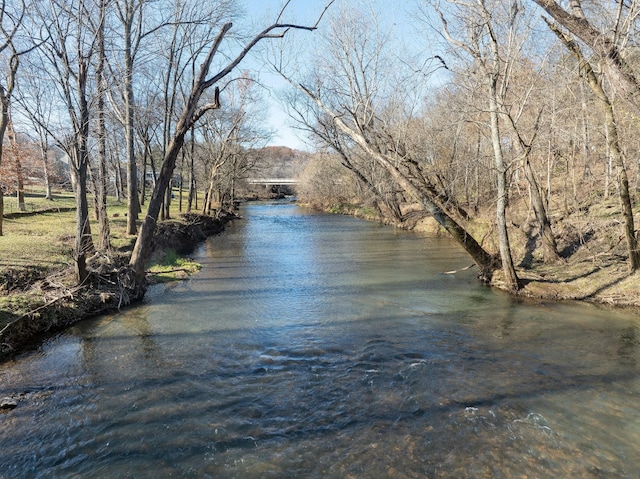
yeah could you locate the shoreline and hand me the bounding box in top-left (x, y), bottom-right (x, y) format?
top-left (315, 202), bottom-right (640, 311)
top-left (2, 201), bottom-right (638, 363)
top-left (0, 211), bottom-right (237, 363)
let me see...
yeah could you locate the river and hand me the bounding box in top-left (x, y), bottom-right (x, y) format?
top-left (1, 201), bottom-right (640, 478)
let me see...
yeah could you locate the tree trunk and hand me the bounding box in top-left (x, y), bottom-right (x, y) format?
top-left (523, 158), bottom-right (560, 262)
top-left (187, 127), bottom-right (196, 212)
top-left (489, 85), bottom-right (521, 291)
top-left (113, 152), bottom-right (123, 203)
top-left (0, 56), bottom-right (11, 236)
top-left (72, 157), bottom-right (93, 284)
top-left (204, 164), bottom-right (220, 215)
top-left (179, 150), bottom-right (185, 212)
top-left (15, 156), bottom-right (25, 211)
top-left (7, 121), bottom-right (26, 211)
top-left (96, 1), bottom-right (111, 252)
top-left (124, 15), bottom-right (139, 236)
top-left (164, 181), bottom-right (172, 219)
top-left (547, 20), bottom-right (639, 271)
top-left (88, 165), bottom-right (100, 220)
top-left (386, 154), bottom-right (499, 280)
top-left (140, 136), bottom-right (148, 207)
top-left (500, 105), bottom-right (560, 264)
top-left (130, 128), bottom-right (188, 286)
top-left (603, 104), bottom-right (639, 271)
top-left (72, 56), bottom-right (95, 283)
top-left (40, 139), bottom-right (53, 200)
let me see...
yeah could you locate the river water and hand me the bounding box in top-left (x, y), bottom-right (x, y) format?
top-left (1, 201), bottom-right (640, 478)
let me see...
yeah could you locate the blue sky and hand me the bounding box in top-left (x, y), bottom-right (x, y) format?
top-left (240, 0), bottom-right (419, 150)
top-left (242, 0), bottom-right (338, 150)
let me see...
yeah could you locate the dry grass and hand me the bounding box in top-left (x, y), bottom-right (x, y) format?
top-left (0, 189), bottom-right (197, 273)
top-left (410, 192), bottom-right (640, 308)
top-left (493, 194), bottom-right (639, 307)
top-left (0, 188), bottom-right (203, 334)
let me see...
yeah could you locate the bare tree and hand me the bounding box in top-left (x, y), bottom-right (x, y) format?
top-left (112, 0), bottom-right (145, 235)
top-left (277, 6), bottom-right (499, 279)
top-left (32, 0), bottom-right (101, 283)
top-left (132, 81), bottom-right (164, 204)
top-left (150, 1), bottom-right (239, 220)
top-left (200, 75), bottom-right (269, 214)
top-left (13, 71), bottom-right (56, 201)
top-left (5, 118), bottom-right (26, 211)
top-left (287, 92), bottom-right (404, 222)
top-left (428, 0), bottom-right (555, 290)
top-left (0, 0), bottom-right (27, 235)
top-left (128, 0), bottom-right (336, 288)
top-left (95, 0), bottom-right (110, 251)
top-left (107, 0), bottom-right (227, 232)
top-left (532, 0), bottom-right (640, 103)
top-left (546, 19), bottom-right (640, 271)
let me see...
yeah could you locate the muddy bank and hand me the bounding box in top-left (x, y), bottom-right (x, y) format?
top-left (0, 211), bottom-right (237, 362)
top-left (311, 202), bottom-right (640, 311)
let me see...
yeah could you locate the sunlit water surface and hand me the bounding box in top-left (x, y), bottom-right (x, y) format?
top-left (1, 202), bottom-right (640, 478)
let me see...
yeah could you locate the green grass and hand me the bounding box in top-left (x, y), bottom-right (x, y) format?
top-left (0, 188), bottom-right (202, 278)
top-left (147, 248), bottom-right (202, 283)
top-left (2, 191), bottom-right (76, 215)
top-left (1, 210), bottom-right (75, 271)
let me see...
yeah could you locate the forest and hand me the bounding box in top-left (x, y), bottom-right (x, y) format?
top-left (1, 0), bottom-right (639, 306)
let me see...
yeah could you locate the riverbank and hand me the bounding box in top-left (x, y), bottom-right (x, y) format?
top-left (319, 201), bottom-right (640, 310)
top-left (4, 202), bottom-right (639, 478)
top-left (0, 211), bottom-right (236, 362)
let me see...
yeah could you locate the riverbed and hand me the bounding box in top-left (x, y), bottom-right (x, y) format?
top-left (1, 201), bottom-right (639, 478)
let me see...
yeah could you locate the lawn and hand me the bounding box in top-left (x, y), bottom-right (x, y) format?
top-left (0, 188), bottom-right (198, 280)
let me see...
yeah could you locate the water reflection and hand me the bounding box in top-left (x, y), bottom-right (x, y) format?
top-left (1, 202), bottom-right (640, 478)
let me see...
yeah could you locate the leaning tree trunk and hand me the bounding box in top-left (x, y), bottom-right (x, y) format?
top-left (297, 84), bottom-right (500, 280)
top-left (523, 157), bottom-right (560, 262)
top-left (336, 113), bottom-right (499, 280)
top-left (130, 125), bottom-right (190, 287)
top-left (390, 158), bottom-right (499, 280)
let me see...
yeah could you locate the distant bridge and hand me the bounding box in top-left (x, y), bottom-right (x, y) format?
top-left (247, 178), bottom-right (298, 186)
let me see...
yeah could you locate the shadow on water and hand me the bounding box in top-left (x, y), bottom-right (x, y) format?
top-left (2, 202), bottom-right (640, 478)
top-left (3, 322), bottom-right (639, 477)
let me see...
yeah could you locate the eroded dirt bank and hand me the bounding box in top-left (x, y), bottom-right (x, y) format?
top-left (0, 212), bottom-right (236, 362)
top-left (315, 202), bottom-right (640, 310)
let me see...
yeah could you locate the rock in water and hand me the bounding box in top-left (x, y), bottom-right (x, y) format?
top-left (0, 397), bottom-right (18, 410)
